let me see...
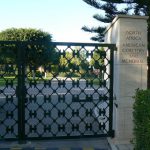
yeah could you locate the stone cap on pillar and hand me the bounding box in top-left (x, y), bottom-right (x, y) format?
top-left (104, 15), bottom-right (149, 34)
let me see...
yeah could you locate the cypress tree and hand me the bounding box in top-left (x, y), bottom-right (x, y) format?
top-left (82, 0), bottom-right (150, 88)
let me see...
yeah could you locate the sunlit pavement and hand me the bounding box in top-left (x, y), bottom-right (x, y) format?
top-left (0, 138), bottom-right (111, 150)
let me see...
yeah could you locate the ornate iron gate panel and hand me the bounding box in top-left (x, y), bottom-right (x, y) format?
top-left (0, 41), bottom-right (116, 140)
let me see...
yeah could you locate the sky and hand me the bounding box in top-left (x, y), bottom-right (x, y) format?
top-left (0, 0), bottom-right (104, 43)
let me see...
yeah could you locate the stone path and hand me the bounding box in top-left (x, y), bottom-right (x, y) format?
top-left (0, 148), bottom-right (108, 150)
top-left (0, 138), bottom-right (111, 150)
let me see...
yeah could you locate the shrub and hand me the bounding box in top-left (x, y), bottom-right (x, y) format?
top-left (35, 71), bottom-right (44, 78)
top-left (133, 89), bottom-right (150, 150)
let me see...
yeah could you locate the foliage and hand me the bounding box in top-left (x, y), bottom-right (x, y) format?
top-left (82, 0), bottom-right (150, 42)
top-left (82, 0), bottom-right (150, 87)
top-left (0, 28), bottom-right (51, 41)
top-left (59, 47), bottom-right (89, 77)
top-left (0, 28), bottom-right (59, 67)
top-left (133, 89), bottom-right (150, 150)
top-left (90, 47), bottom-right (105, 68)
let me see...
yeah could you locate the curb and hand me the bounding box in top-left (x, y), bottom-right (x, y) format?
top-left (0, 148), bottom-right (109, 150)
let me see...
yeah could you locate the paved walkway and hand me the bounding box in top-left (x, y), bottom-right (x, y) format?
top-left (0, 138), bottom-right (111, 150)
top-left (0, 148), bottom-right (109, 150)
top-left (113, 144), bottom-right (134, 150)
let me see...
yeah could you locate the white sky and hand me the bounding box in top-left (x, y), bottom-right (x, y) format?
top-left (0, 0), bottom-right (105, 42)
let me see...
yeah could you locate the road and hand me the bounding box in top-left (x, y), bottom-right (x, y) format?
top-left (0, 80), bottom-right (110, 139)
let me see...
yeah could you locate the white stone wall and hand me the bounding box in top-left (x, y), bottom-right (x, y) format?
top-left (105, 15), bottom-right (148, 144)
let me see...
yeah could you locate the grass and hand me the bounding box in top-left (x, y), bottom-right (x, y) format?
top-left (0, 76), bottom-right (17, 86)
top-left (0, 75), bottom-right (102, 86)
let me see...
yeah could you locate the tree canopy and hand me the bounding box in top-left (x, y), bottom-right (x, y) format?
top-left (82, 0), bottom-right (150, 87)
top-left (59, 47), bottom-right (89, 77)
top-left (0, 28), bottom-right (59, 67)
top-left (82, 0), bottom-right (150, 42)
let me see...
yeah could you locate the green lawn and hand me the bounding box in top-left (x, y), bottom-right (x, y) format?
top-left (0, 76), bottom-right (102, 86)
top-left (0, 77), bottom-right (17, 86)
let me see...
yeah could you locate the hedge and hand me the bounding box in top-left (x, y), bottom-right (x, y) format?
top-left (133, 89), bottom-right (150, 150)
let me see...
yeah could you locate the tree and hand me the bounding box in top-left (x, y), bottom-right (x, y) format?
top-left (59, 47), bottom-right (89, 77)
top-left (90, 47), bottom-right (105, 78)
top-left (82, 0), bottom-right (150, 88)
top-left (82, 0), bottom-right (150, 42)
top-left (0, 28), bottom-right (59, 79)
top-left (0, 28), bottom-right (58, 66)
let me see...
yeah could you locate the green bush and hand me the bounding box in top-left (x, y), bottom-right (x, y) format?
top-left (35, 71), bottom-right (44, 77)
top-left (66, 72), bottom-right (80, 78)
top-left (133, 89), bottom-right (150, 150)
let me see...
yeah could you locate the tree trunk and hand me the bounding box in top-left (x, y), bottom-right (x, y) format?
top-left (44, 72), bottom-right (47, 78)
top-left (32, 70), bottom-right (35, 80)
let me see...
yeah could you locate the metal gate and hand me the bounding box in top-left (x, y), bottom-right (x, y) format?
top-left (0, 41), bottom-right (116, 141)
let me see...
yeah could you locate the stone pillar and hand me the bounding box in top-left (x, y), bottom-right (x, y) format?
top-left (104, 15), bottom-right (148, 144)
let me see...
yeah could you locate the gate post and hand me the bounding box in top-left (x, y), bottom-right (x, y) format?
top-left (104, 15), bottom-right (148, 144)
top-left (17, 42), bottom-right (26, 143)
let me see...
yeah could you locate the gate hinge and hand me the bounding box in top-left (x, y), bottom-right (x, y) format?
top-left (109, 130), bottom-right (115, 138)
top-left (147, 56), bottom-right (150, 64)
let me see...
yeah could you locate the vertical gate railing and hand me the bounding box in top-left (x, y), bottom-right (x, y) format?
top-left (0, 41), bottom-right (116, 141)
top-left (109, 47), bottom-right (115, 137)
top-left (17, 43), bottom-right (26, 141)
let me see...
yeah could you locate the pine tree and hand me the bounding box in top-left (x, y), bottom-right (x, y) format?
top-left (82, 0), bottom-right (150, 88)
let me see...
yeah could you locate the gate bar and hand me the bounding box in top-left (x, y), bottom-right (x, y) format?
top-left (108, 45), bottom-right (116, 137)
top-left (17, 43), bottom-right (26, 143)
